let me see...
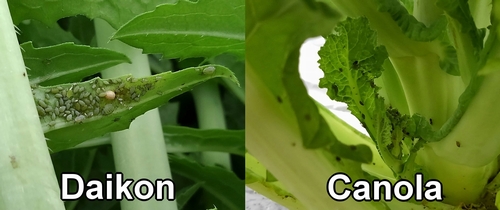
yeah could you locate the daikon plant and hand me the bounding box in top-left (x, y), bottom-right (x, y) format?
top-left (0, 0), bottom-right (244, 209)
top-left (246, 0), bottom-right (500, 209)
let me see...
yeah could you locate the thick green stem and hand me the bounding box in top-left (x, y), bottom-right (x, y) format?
top-left (0, 1), bottom-right (65, 209)
top-left (415, 146), bottom-right (497, 205)
top-left (390, 55), bottom-right (463, 128)
top-left (94, 19), bottom-right (177, 210)
top-left (246, 153), bottom-right (306, 210)
top-left (192, 81), bottom-right (231, 169)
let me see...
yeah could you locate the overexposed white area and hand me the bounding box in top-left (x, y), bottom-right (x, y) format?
top-left (245, 38), bottom-right (367, 209)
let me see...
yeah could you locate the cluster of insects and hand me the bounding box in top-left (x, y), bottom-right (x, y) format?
top-left (33, 75), bottom-right (156, 127)
top-left (33, 65), bottom-right (217, 128)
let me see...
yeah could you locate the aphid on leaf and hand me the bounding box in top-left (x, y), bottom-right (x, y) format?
top-left (74, 115), bottom-right (85, 123)
top-left (429, 118), bottom-right (433, 125)
top-left (203, 66), bottom-right (216, 75)
top-left (38, 100), bottom-right (47, 108)
top-left (9, 155), bottom-right (18, 169)
top-left (102, 104), bottom-right (114, 115)
top-left (352, 60), bottom-right (360, 69)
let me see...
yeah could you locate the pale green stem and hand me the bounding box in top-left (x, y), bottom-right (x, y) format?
top-left (413, 0), bottom-right (443, 26)
top-left (0, 1), bottom-right (65, 209)
top-left (94, 19), bottom-right (177, 210)
top-left (192, 81), bottom-right (231, 169)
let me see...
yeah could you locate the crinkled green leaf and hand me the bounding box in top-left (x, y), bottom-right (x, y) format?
top-left (437, 0), bottom-right (484, 53)
top-left (22, 42), bottom-right (130, 86)
top-left (377, 0), bottom-right (447, 41)
top-left (400, 0), bottom-right (414, 15)
top-left (33, 65), bottom-right (239, 153)
top-left (112, 0), bottom-right (244, 60)
top-left (7, 0), bottom-right (176, 29)
top-left (318, 17), bottom-right (411, 173)
top-left (436, 0), bottom-right (484, 79)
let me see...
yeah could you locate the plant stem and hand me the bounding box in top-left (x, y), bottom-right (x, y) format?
top-left (94, 19), bottom-right (177, 210)
top-left (192, 81), bottom-right (231, 169)
top-left (0, 1), bottom-right (65, 209)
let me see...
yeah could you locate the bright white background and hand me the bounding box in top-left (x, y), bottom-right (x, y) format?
top-left (245, 37), bottom-right (366, 209)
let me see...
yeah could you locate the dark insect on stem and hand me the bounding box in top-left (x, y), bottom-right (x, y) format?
top-left (456, 141), bottom-right (461, 147)
top-left (429, 118), bottom-right (433, 125)
top-left (277, 96), bottom-right (282, 103)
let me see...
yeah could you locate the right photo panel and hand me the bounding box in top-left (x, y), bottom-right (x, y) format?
top-left (246, 0), bottom-right (500, 209)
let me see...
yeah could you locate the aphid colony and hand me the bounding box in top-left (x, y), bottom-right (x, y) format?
top-left (33, 76), bottom-right (154, 126)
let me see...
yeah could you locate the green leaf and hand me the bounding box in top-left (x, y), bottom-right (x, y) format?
top-left (112, 0), bottom-right (245, 59)
top-left (318, 17), bottom-right (408, 173)
top-left (33, 65), bottom-right (239, 153)
top-left (51, 149), bottom-right (97, 210)
top-left (8, 0), bottom-right (176, 29)
top-left (21, 42), bottom-right (131, 86)
top-left (163, 126), bottom-right (244, 156)
top-left (376, 0), bottom-right (447, 41)
top-left (212, 54), bottom-right (245, 103)
top-left (176, 182), bottom-right (203, 210)
top-left (67, 126), bottom-right (244, 155)
top-left (67, 16), bottom-right (96, 46)
top-left (169, 155), bottom-right (244, 210)
top-left (16, 20), bottom-right (81, 47)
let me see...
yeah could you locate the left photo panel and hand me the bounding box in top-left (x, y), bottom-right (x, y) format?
top-left (0, 0), bottom-right (245, 209)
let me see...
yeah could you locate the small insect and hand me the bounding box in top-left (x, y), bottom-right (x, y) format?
top-left (456, 141), bottom-right (461, 148)
top-left (9, 155), bottom-right (18, 169)
top-left (38, 100), bottom-right (48, 108)
top-left (74, 115), bottom-right (85, 123)
top-left (66, 114), bottom-right (73, 121)
top-left (202, 66), bottom-right (216, 75)
top-left (429, 118), bottom-right (433, 125)
top-left (37, 106), bottom-right (46, 116)
top-left (102, 104), bottom-right (114, 115)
